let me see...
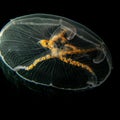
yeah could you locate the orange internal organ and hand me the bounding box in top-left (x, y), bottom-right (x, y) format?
top-left (26, 29), bottom-right (96, 74)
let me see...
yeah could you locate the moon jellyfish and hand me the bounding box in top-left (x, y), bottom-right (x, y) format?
top-left (0, 14), bottom-right (112, 91)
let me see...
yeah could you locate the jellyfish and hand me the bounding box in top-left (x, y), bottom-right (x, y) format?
top-left (0, 14), bottom-right (112, 91)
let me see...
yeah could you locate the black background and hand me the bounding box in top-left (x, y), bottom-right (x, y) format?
top-left (0, 0), bottom-right (119, 117)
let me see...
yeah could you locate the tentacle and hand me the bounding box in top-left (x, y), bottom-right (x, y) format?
top-left (39, 29), bottom-right (68, 49)
top-left (14, 54), bottom-right (53, 71)
top-left (59, 56), bottom-right (94, 74)
top-left (62, 44), bottom-right (96, 55)
top-left (59, 56), bottom-right (97, 86)
top-left (25, 54), bottom-right (53, 71)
